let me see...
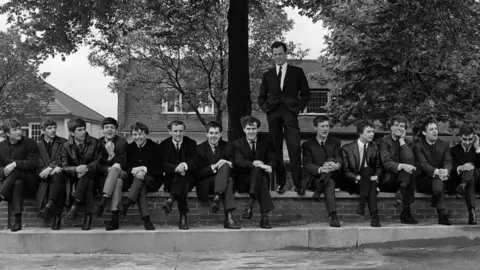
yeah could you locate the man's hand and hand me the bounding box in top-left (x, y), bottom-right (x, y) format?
top-left (370, 175), bottom-right (378, 182)
top-left (111, 163), bottom-right (121, 170)
top-left (355, 175), bottom-right (361, 183)
top-left (400, 164), bottom-right (416, 174)
top-left (253, 160), bottom-right (264, 167)
top-left (76, 165), bottom-right (88, 174)
top-left (50, 166), bottom-right (62, 175)
top-left (438, 169), bottom-right (449, 181)
top-left (39, 167), bottom-right (53, 179)
top-left (77, 172), bottom-right (86, 178)
top-left (459, 163), bottom-right (474, 172)
top-left (175, 163), bottom-right (186, 173)
top-left (135, 170), bottom-right (146, 180)
top-left (259, 164), bottom-right (272, 173)
top-left (4, 162), bottom-right (16, 177)
top-left (105, 141), bottom-right (115, 157)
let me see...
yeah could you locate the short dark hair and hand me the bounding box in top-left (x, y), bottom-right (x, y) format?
top-left (458, 124), bottom-right (475, 137)
top-left (240, 116), bottom-right (261, 129)
top-left (2, 118), bottom-right (21, 134)
top-left (101, 117), bottom-right (118, 129)
top-left (421, 117), bottom-right (437, 132)
top-left (130, 122), bottom-right (150, 135)
top-left (67, 118), bottom-right (86, 132)
top-left (313, 115), bottom-right (330, 127)
top-left (356, 119), bottom-right (375, 136)
top-left (271, 41), bottom-right (287, 53)
top-left (41, 118), bottom-right (57, 130)
top-left (167, 120), bottom-right (185, 131)
top-left (205, 121), bottom-right (223, 133)
top-left (389, 116), bottom-right (408, 129)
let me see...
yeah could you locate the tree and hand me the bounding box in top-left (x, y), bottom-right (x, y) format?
top-left (285, 0), bottom-right (480, 130)
top-left (0, 28), bottom-right (53, 117)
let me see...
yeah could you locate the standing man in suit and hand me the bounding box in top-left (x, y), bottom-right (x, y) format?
top-left (378, 116), bottom-right (418, 224)
top-left (62, 118), bottom-right (103, 230)
top-left (302, 115), bottom-right (341, 227)
top-left (258, 41), bottom-right (311, 195)
top-left (37, 118), bottom-right (68, 230)
top-left (233, 116), bottom-right (276, 229)
top-left (414, 117), bottom-right (452, 225)
top-left (117, 122), bottom-right (161, 230)
top-left (94, 117), bottom-right (129, 231)
top-left (196, 121), bottom-right (240, 229)
top-left (0, 118), bottom-right (39, 232)
top-left (342, 120), bottom-right (382, 227)
top-left (160, 120), bottom-right (198, 230)
top-left (450, 124), bottom-right (479, 225)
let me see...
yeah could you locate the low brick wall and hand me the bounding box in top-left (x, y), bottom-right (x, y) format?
top-left (0, 190), bottom-right (475, 229)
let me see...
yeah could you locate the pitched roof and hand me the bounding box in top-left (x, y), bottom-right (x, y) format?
top-left (45, 83), bottom-right (105, 122)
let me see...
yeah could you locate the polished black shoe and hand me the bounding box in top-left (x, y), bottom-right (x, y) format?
top-left (224, 215), bottom-right (241, 229)
top-left (260, 216), bottom-right (272, 229)
top-left (179, 214), bottom-right (189, 230)
top-left (457, 183), bottom-right (466, 195)
top-left (65, 205), bottom-right (78, 220)
top-left (241, 208), bottom-right (253, 219)
top-left (438, 212), bottom-right (451, 226)
top-left (51, 215), bottom-right (61, 230)
top-left (276, 184), bottom-right (286, 194)
top-left (95, 197), bottom-right (108, 218)
top-left (106, 219), bottom-right (119, 231)
top-left (400, 210), bottom-right (418, 224)
top-left (144, 218), bottom-right (155, 230)
top-left (11, 218), bottom-right (22, 232)
top-left (162, 199), bottom-right (174, 216)
top-left (469, 209), bottom-right (477, 225)
top-left (370, 215), bottom-right (381, 227)
top-left (117, 200), bottom-right (130, 220)
top-left (356, 203), bottom-right (366, 216)
top-left (295, 187), bottom-right (306, 196)
top-left (431, 193), bottom-right (440, 208)
top-left (40, 202), bottom-right (53, 218)
top-left (209, 196), bottom-right (221, 214)
top-left (312, 191), bottom-right (321, 202)
top-left (329, 213), bottom-right (341, 228)
top-left (82, 214), bottom-right (92, 230)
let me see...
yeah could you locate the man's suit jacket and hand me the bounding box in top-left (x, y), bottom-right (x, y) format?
top-left (126, 139), bottom-right (163, 179)
top-left (449, 143), bottom-right (480, 191)
top-left (413, 138), bottom-right (452, 181)
top-left (302, 136), bottom-right (342, 186)
top-left (196, 139), bottom-right (233, 180)
top-left (258, 64), bottom-right (310, 115)
top-left (232, 134), bottom-right (276, 181)
top-left (378, 135), bottom-right (414, 184)
top-left (160, 136), bottom-right (198, 176)
top-left (342, 140), bottom-right (382, 182)
top-left (99, 135), bottom-right (128, 174)
top-left (60, 134), bottom-right (103, 178)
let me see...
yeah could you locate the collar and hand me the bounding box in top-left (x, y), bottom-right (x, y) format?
top-left (173, 138), bottom-right (183, 146)
top-left (208, 141), bottom-right (218, 149)
top-left (247, 138), bottom-right (257, 144)
top-left (357, 139), bottom-right (368, 148)
top-left (276, 62), bottom-right (288, 73)
top-left (44, 136), bottom-right (54, 144)
top-left (8, 136), bottom-right (22, 145)
top-left (426, 140), bottom-right (436, 146)
top-left (316, 136), bottom-right (327, 144)
top-left (461, 144), bottom-right (472, 153)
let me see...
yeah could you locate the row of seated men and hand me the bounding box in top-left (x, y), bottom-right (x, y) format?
top-left (0, 114), bottom-right (476, 232)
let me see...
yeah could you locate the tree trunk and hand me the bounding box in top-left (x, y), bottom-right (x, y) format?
top-left (227, 0), bottom-right (251, 142)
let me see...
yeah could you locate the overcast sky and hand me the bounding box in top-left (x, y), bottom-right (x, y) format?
top-left (0, 4), bottom-right (328, 118)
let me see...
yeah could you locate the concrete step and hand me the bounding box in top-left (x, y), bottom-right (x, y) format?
top-left (1, 223), bottom-right (480, 254)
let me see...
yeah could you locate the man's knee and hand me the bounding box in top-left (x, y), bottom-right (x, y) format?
top-left (14, 180), bottom-right (24, 190)
top-left (218, 163), bottom-right (232, 174)
top-left (115, 178), bottom-right (123, 189)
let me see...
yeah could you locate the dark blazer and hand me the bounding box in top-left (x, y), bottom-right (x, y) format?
top-left (60, 134), bottom-right (103, 178)
top-left (450, 143), bottom-right (480, 180)
top-left (342, 140), bottom-right (382, 182)
top-left (160, 136), bottom-right (198, 175)
top-left (413, 138), bottom-right (452, 179)
top-left (126, 139), bottom-right (163, 178)
top-left (378, 135), bottom-right (414, 184)
top-left (232, 134), bottom-right (276, 174)
top-left (99, 135), bottom-right (128, 174)
top-left (196, 139), bottom-right (233, 180)
top-left (302, 136), bottom-right (342, 183)
top-left (0, 136), bottom-right (39, 178)
top-left (258, 64), bottom-right (310, 115)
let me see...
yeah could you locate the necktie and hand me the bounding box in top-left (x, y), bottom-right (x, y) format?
top-left (277, 66), bottom-right (282, 88)
top-left (360, 143), bottom-right (368, 168)
top-left (395, 139), bottom-right (401, 161)
top-left (320, 141), bottom-right (327, 159)
top-left (176, 142), bottom-right (180, 152)
top-left (251, 141), bottom-right (256, 158)
top-left (212, 145), bottom-right (217, 155)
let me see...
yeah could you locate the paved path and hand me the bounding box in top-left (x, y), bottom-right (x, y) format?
top-left (1, 245), bottom-right (480, 269)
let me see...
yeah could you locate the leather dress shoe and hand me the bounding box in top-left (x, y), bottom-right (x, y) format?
top-left (312, 191), bottom-right (321, 202)
top-left (400, 210), bottom-right (418, 224)
top-left (241, 208), bottom-right (253, 219)
top-left (457, 183), bottom-right (466, 195)
top-left (179, 213), bottom-right (189, 230)
top-left (40, 202), bottom-right (53, 218)
top-left (329, 213), bottom-right (341, 228)
top-left (370, 215), bottom-right (381, 227)
top-left (209, 196), bottom-right (220, 214)
top-left (224, 215), bottom-right (241, 229)
top-left (276, 184), bottom-right (286, 194)
top-left (469, 208), bottom-right (477, 225)
top-left (11, 218), bottom-right (22, 232)
top-left (106, 218), bottom-right (119, 231)
top-left (438, 211), bottom-right (451, 226)
top-left (65, 205), bottom-right (78, 220)
top-left (162, 199), bottom-right (174, 215)
top-left (356, 203), bottom-right (366, 216)
top-left (295, 187), bottom-right (306, 196)
top-left (144, 218), bottom-right (155, 230)
top-left (51, 215), bottom-right (62, 230)
top-left (260, 216), bottom-right (272, 229)
top-left (82, 214), bottom-right (92, 230)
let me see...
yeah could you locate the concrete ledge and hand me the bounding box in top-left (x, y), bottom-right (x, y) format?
top-left (1, 224), bottom-right (480, 254)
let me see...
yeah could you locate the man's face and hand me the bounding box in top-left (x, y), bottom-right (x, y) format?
top-left (359, 126), bottom-right (375, 143)
top-left (102, 124), bottom-right (117, 140)
top-left (391, 121), bottom-right (406, 138)
top-left (71, 126), bottom-right (86, 142)
top-left (461, 133), bottom-right (475, 149)
top-left (315, 120), bottom-right (330, 139)
top-left (272, 46), bottom-right (287, 66)
top-left (243, 123), bottom-right (258, 141)
top-left (422, 123), bottom-right (438, 142)
top-left (206, 127), bottom-right (221, 146)
top-left (43, 125), bottom-right (57, 140)
top-left (132, 129), bottom-right (147, 146)
top-left (7, 126), bottom-right (22, 141)
top-left (170, 124), bottom-right (185, 142)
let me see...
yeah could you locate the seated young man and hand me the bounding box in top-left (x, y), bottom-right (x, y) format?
top-left (0, 118), bottom-right (39, 232)
top-left (117, 122), bottom-right (162, 230)
top-left (378, 116), bottom-right (418, 224)
top-left (159, 120), bottom-right (197, 230)
top-left (414, 117), bottom-right (452, 225)
top-left (450, 124), bottom-right (479, 225)
top-left (196, 121), bottom-right (240, 229)
top-left (94, 117), bottom-right (129, 231)
top-left (342, 120), bottom-right (382, 227)
top-left (302, 115), bottom-right (341, 227)
top-left (37, 118), bottom-right (68, 230)
top-left (62, 118), bottom-right (103, 230)
top-left (233, 116), bottom-right (276, 229)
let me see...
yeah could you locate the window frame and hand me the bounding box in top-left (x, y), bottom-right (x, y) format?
top-left (161, 93), bottom-right (215, 115)
top-left (301, 88), bottom-right (329, 115)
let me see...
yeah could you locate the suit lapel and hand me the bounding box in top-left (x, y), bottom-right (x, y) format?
top-left (283, 64), bottom-right (292, 90)
top-left (352, 142), bottom-right (360, 170)
top-left (38, 142), bottom-right (50, 165)
top-left (51, 138), bottom-right (61, 161)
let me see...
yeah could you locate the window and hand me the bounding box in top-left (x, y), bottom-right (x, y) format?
top-left (162, 93), bottom-right (214, 114)
top-left (28, 123), bottom-right (42, 141)
top-left (303, 89), bottom-right (329, 114)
